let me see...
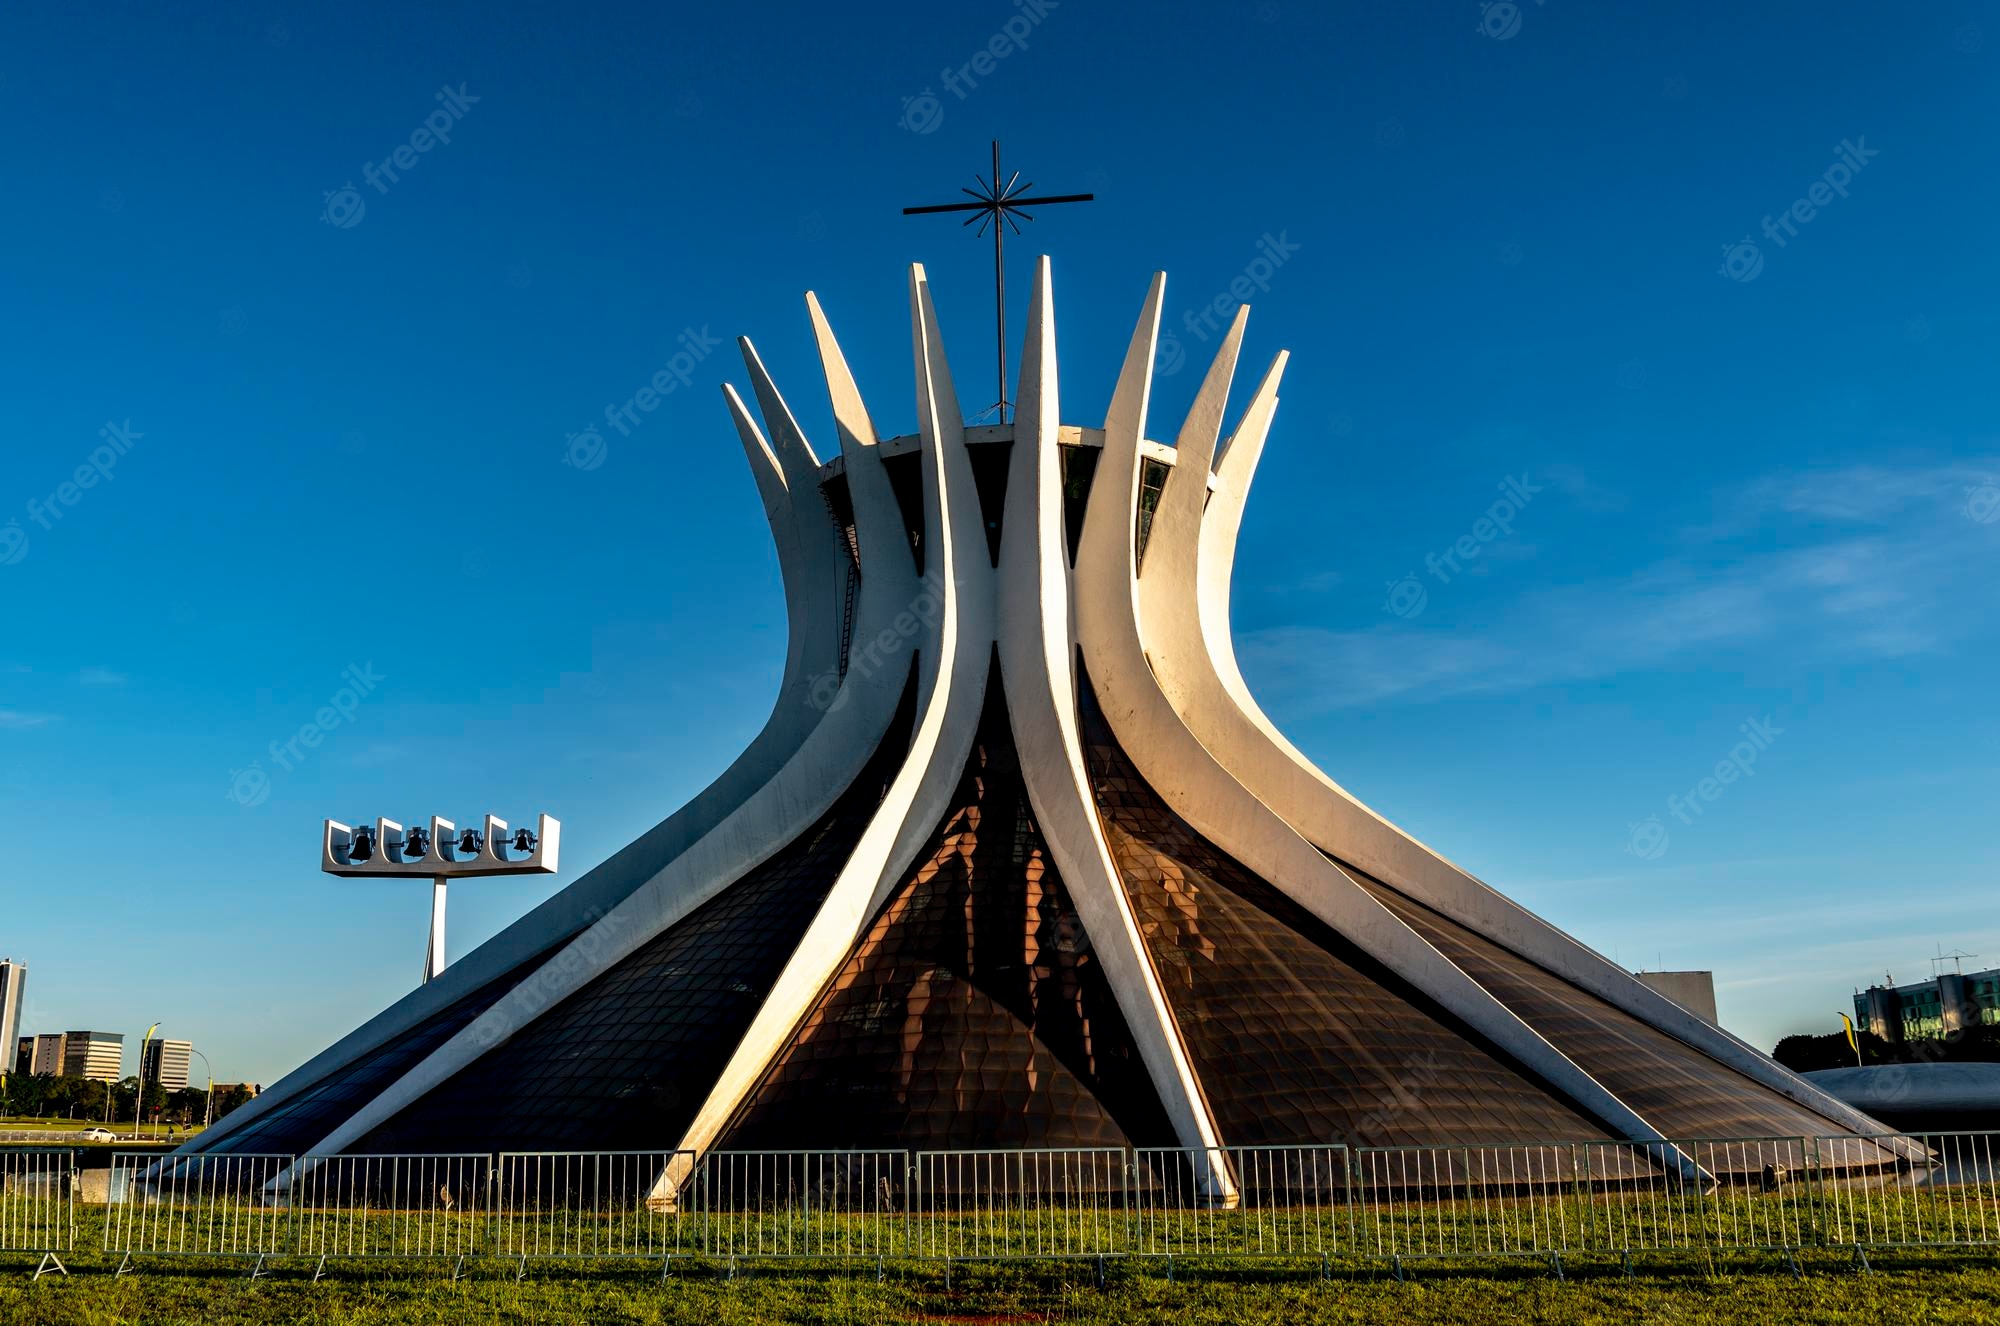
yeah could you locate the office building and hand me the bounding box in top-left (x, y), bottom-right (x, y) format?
top-left (0, 960), bottom-right (24, 1073)
top-left (62, 1031), bottom-right (124, 1082)
top-left (26, 1032), bottom-right (67, 1076)
top-left (143, 1038), bottom-right (194, 1092)
top-left (1635, 971), bottom-right (1719, 1025)
top-left (1855, 966), bottom-right (2000, 1043)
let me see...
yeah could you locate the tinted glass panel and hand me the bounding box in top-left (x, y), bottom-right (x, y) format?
top-left (347, 671), bottom-right (918, 1154)
top-left (198, 948), bottom-right (553, 1155)
top-left (1078, 671), bottom-right (1619, 1152)
top-left (1351, 871), bottom-right (1869, 1142)
top-left (722, 662), bottom-right (1176, 1151)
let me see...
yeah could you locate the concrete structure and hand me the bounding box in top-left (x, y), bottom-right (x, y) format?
top-left (13, 1036), bottom-right (28, 1076)
top-left (178, 261), bottom-right (1906, 1182)
top-left (0, 960), bottom-right (24, 1073)
top-left (25, 1032), bottom-right (66, 1077)
top-left (62, 1031), bottom-right (123, 1083)
top-left (1634, 971), bottom-right (1719, 1025)
top-left (143, 1038), bottom-right (194, 1092)
top-left (1854, 967), bottom-right (2000, 1043)
top-left (1806, 1063), bottom-right (2000, 1131)
top-left (320, 814), bottom-right (559, 985)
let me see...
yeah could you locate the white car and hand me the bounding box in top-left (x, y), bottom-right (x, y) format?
top-left (77, 1128), bottom-right (116, 1143)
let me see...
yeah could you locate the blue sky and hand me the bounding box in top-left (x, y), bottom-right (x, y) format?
top-left (1, 1), bottom-right (1995, 1085)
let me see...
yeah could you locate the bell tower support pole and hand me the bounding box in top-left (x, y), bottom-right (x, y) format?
top-left (424, 878), bottom-right (447, 984)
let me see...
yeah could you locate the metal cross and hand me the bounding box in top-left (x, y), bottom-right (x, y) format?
top-left (903, 141), bottom-right (1093, 422)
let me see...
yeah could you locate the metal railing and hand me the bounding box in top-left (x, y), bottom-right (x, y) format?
top-left (1350, 1142), bottom-right (1592, 1267)
top-left (676, 1150), bottom-right (906, 1265)
top-left (104, 1152), bottom-right (289, 1277)
top-left (31, 1129), bottom-right (2000, 1280)
top-left (0, 1148), bottom-right (73, 1279)
top-left (910, 1147), bottom-right (1129, 1264)
top-left (291, 1152), bottom-right (489, 1279)
top-left (1132, 1144), bottom-right (1347, 1265)
top-left (492, 1150), bottom-right (685, 1272)
top-left (1669, 1136), bottom-right (1819, 1259)
top-left (1815, 1131), bottom-right (2000, 1256)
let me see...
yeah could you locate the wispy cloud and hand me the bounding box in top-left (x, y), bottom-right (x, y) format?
top-left (0, 710), bottom-right (60, 729)
top-left (1244, 462), bottom-right (1998, 712)
top-left (1717, 462), bottom-right (1993, 528)
top-left (78, 667), bottom-right (128, 687)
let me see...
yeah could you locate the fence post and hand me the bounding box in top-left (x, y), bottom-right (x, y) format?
top-left (1802, 1136), bottom-right (1823, 1250)
top-left (1575, 1142), bottom-right (1595, 1255)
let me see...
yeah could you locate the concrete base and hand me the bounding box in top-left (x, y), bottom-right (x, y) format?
top-left (1805, 1063), bottom-right (2000, 1131)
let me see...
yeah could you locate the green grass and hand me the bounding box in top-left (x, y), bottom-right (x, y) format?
top-left (2, 1249), bottom-right (1999, 1324)
top-left (87, 1182), bottom-right (1990, 1262)
top-left (4, 1200), bottom-right (1998, 1323)
top-left (0, 1119), bottom-right (203, 1149)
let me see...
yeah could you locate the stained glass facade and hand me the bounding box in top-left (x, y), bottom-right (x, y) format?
top-left (720, 663), bottom-right (1178, 1152)
top-left (1350, 872), bottom-right (1867, 1142)
top-left (1076, 672), bottom-right (1621, 1153)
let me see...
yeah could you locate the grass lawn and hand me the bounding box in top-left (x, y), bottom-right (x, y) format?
top-left (3, 1248), bottom-right (1998, 1323)
top-left (7, 1179), bottom-right (1995, 1321)
top-left (0, 1120), bottom-right (203, 1143)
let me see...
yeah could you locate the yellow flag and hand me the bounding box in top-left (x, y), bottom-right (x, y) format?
top-left (1839, 1013), bottom-right (1860, 1055)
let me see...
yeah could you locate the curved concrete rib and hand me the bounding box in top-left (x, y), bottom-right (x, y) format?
top-left (1075, 275), bottom-right (1699, 1179)
top-left (1162, 321), bottom-right (1905, 1149)
top-left (667, 266), bottom-right (996, 1162)
top-left (804, 291), bottom-right (916, 616)
top-left (191, 347), bottom-right (848, 1155)
top-left (995, 258), bottom-right (1234, 1200)
top-left (290, 321), bottom-right (934, 1162)
top-left (736, 339), bottom-right (849, 683)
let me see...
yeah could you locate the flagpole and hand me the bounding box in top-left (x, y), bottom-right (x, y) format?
top-left (1838, 1011), bottom-right (1863, 1068)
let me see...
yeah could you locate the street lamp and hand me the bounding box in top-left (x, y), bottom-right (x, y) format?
top-left (187, 1048), bottom-right (214, 1130)
top-left (321, 814), bottom-right (560, 985)
top-left (135, 1021), bottom-right (159, 1140)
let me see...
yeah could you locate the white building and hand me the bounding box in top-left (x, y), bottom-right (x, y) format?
top-left (143, 1038), bottom-right (194, 1092)
top-left (179, 260), bottom-right (1906, 1188)
top-left (26, 1032), bottom-right (67, 1076)
top-left (62, 1030), bottom-right (123, 1082)
top-left (0, 960), bottom-right (24, 1071)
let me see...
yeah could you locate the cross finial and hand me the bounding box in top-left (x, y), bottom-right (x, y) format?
top-left (902, 141), bottom-right (1093, 423)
